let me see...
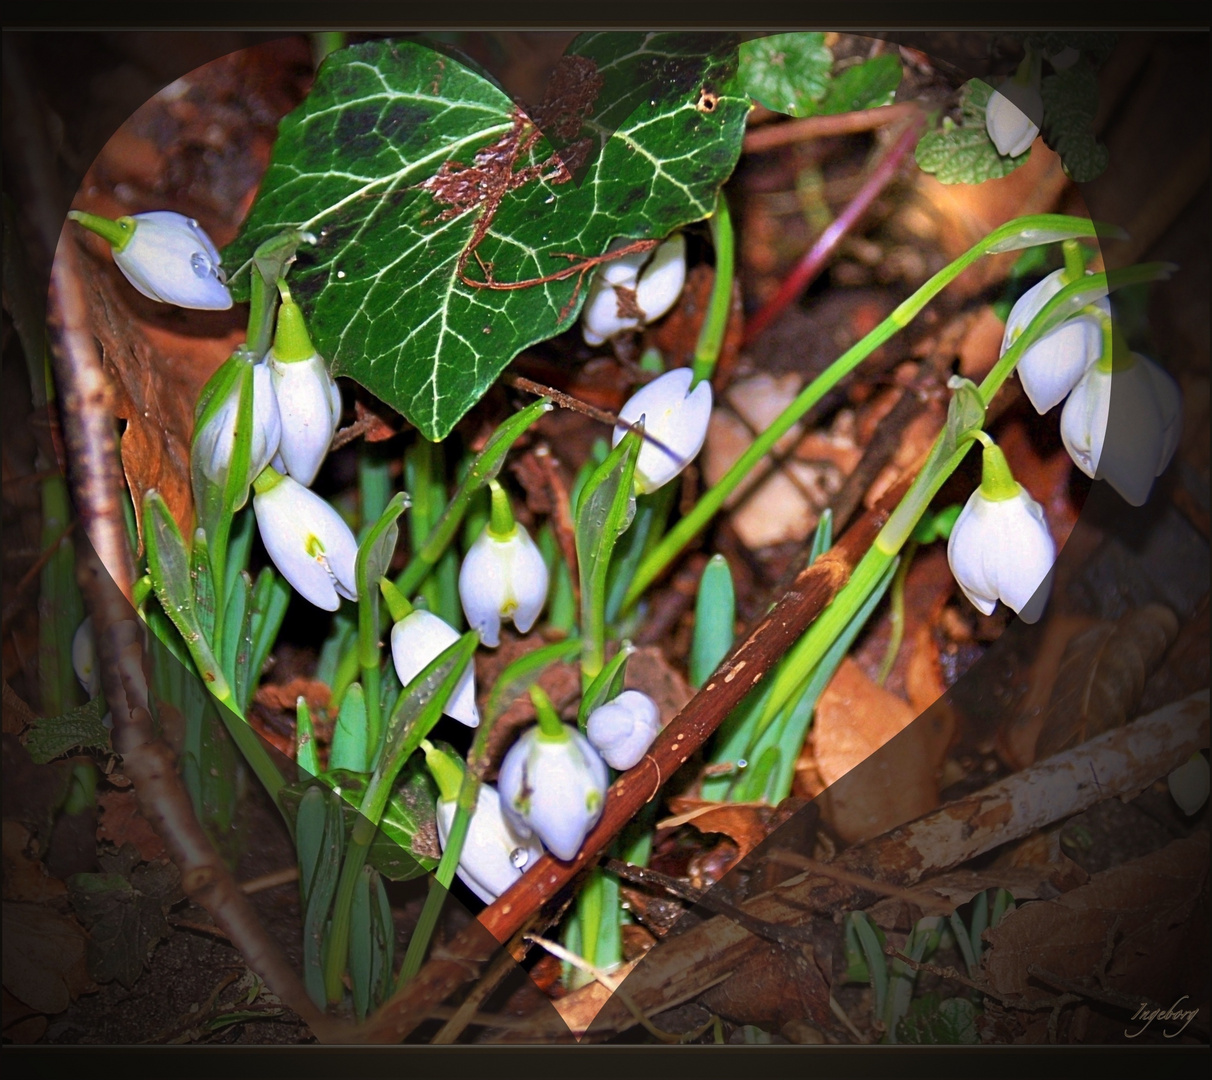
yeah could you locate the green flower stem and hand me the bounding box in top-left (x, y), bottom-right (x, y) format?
top-left (397, 805), bottom-right (469, 987)
top-left (245, 261), bottom-right (278, 359)
top-left (756, 261), bottom-right (1153, 734)
top-left (691, 191), bottom-right (734, 387)
top-left (395, 397), bottom-right (551, 600)
top-left (405, 436), bottom-right (451, 620)
top-left (66, 210), bottom-right (134, 250)
top-left (358, 589), bottom-right (382, 765)
top-left (487, 480), bottom-right (515, 536)
top-left (622, 214), bottom-right (1104, 613)
top-left (1062, 238), bottom-right (1086, 283)
top-left (322, 633), bottom-right (477, 1004)
top-left (876, 541), bottom-right (916, 686)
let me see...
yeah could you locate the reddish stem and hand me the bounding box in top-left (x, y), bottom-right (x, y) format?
top-left (741, 111), bottom-right (926, 347)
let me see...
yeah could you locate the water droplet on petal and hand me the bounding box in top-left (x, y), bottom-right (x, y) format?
top-left (510, 847), bottom-right (529, 869)
top-left (191, 251), bottom-right (215, 278)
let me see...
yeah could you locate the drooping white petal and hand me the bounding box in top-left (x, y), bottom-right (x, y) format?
top-left (498, 726), bottom-right (608, 861)
top-left (581, 234), bottom-right (687, 346)
top-left (390, 610), bottom-right (480, 727)
top-left (193, 362), bottom-right (282, 494)
top-left (1061, 355), bottom-right (1179, 507)
top-left (254, 476), bottom-right (358, 611)
top-left (1003, 269), bottom-right (1111, 414)
top-left (72, 617), bottom-right (101, 698)
top-left (268, 353), bottom-right (341, 487)
top-left (613, 367), bottom-right (713, 493)
top-left (634, 233), bottom-right (687, 323)
top-left (1168, 754), bottom-right (1210, 817)
top-left (112, 211), bottom-right (233, 310)
top-left (436, 784), bottom-right (545, 904)
top-left (947, 486), bottom-right (1056, 624)
top-left (586, 690), bottom-right (661, 771)
top-left (986, 83), bottom-right (1043, 157)
top-left (458, 525), bottom-right (549, 647)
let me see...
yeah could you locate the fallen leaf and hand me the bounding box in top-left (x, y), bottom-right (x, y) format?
top-left (67, 858), bottom-right (182, 990)
top-left (647, 263), bottom-right (744, 384)
top-left (1031, 604), bottom-right (1179, 765)
top-left (812, 658), bottom-right (945, 842)
top-left (253, 677), bottom-right (332, 713)
top-left (97, 789), bottom-right (166, 862)
top-left (2, 821), bottom-right (67, 903)
top-left (981, 834), bottom-right (1209, 1041)
top-left (661, 797), bottom-right (772, 858)
top-left (1, 901), bottom-right (93, 1014)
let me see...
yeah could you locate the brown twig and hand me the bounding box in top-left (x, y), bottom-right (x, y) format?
top-left (742, 102), bottom-right (923, 154)
top-left (742, 109), bottom-right (926, 346)
top-left (3, 41), bottom-right (344, 1043)
top-left (361, 466), bottom-right (919, 1043)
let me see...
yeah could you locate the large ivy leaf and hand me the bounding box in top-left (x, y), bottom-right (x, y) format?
top-left (226, 35), bottom-right (747, 440)
top-left (916, 79), bottom-right (1031, 185)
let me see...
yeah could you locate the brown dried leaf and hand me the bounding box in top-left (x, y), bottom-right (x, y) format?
top-left (1031, 604), bottom-right (1180, 764)
top-left (646, 263), bottom-right (744, 384)
top-left (981, 835), bottom-right (1208, 1027)
top-left (1, 901), bottom-right (93, 1014)
top-left (812, 658), bottom-right (945, 842)
top-left (2, 821), bottom-right (67, 903)
top-left (96, 789), bottom-right (166, 863)
top-left (661, 798), bottom-right (772, 858)
top-left (253, 678), bottom-right (332, 713)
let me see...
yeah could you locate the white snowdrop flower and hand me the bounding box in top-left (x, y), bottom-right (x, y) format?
top-left (72, 617), bottom-right (102, 698)
top-left (947, 441), bottom-right (1056, 624)
top-left (986, 81), bottom-right (1043, 157)
top-left (390, 609), bottom-right (479, 728)
top-left (252, 470), bottom-right (357, 612)
top-left (266, 296), bottom-right (341, 486)
top-left (1002, 268), bottom-right (1110, 414)
top-left (424, 740), bottom-right (544, 903)
top-left (70, 209), bottom-right (233, 309)
top-left (586, 689), bottom-right (661, 771)
top-left (458, 482), bottom-right (548, 647)
top-left (192, 359), bottom-right (282, 498)
top-left (1060, 351), bottom-right (1182, 507)
top-left (582, 234), bottom-right (686, 346)
top-left (613, 367), bottom-right (713, 494)
top-left (1167, 753), bottom-right (1210, 817)
top-left (498, 694), bottom-right (609, 861)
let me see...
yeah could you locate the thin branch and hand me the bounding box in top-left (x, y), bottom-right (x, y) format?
top-left (743, 103), bottom-right (923, 154)
top-left (362, 468), bottom-right (919, 1042)
top-left (3, 41), bottom-right (344, 1043)
top-left (742, 111), bottom-right (926, 346)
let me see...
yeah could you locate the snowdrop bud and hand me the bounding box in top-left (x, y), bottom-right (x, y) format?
top-left (390, 609), bottom-right (480, 727)
top-left (72, 617), bottom-right (102, 698)
top-left (1060, 351), bottom-right (1182, 507)
top-left (423, 742), bottom-right (544, 903)
top-left (1167, 753), bottom-right (1210, 817)
top-left (192, 358), bottom-right (282, 500)
top-left (1002, 268), bottom-right (1111, 413)
top-left (267, 297), bottom-right (342, 487)
top-left (586, 690), bottom-right (661, 771)
top-left (613, 367), bottom-right (712, 494)
top-left (458, 482), bottom-right (549, 647)
top-left (1048, 46), bottom-right (1081, 70)
top-left (947, 441), bottom-right (1056, 624)
top-left (69, 209), bottom-right (233, 309)
top-left (986, 80), bottom-right (1043, 157)
top-left (498, 693), bottom-right (609, 861)
top-left (252, 469), bottom-right (357, 611)
top-left (582, 234), bottom-right (687, 346)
